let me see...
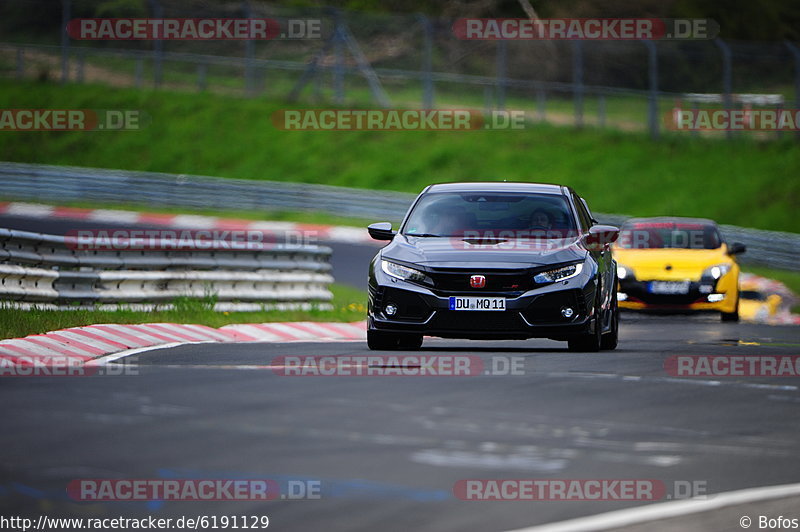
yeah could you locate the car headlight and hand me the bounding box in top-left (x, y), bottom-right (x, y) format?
top-left (703, 263), bottom-right (732, 280)
top-left (617, 264), bottom-right (634, 281)
top-left (381, 260), bottom-right (426, 282)
top-left (533, 262), bottom-right (583, 284)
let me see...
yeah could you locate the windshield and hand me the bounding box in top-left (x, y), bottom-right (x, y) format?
top-left (401, 191), bottom-right (578, 238)
top-left (616, 222), bottom-right (722, 249)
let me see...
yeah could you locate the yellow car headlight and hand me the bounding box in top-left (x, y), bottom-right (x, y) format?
top-left (617, 264), bottom-right (634, 280)
top-left (703, 263), bottom-right (732, 280)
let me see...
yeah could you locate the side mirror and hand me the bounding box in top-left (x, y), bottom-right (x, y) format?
top-left (583, 225), bottom-right (619, 251)
top-left (728, 242), bottom-right (746, 255)
top-left (368, 222), bottom-right (396, 241)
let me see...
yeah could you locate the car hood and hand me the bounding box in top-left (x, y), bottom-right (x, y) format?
top-left (381, 235), bottom-right (587, 268)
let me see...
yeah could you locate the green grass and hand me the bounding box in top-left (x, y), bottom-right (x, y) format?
top-left (0, 283), bottom-right (367, 340)
top-left (0, 79), bottom-right (798, 233)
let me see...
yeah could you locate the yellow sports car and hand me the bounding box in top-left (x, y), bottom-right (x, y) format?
top-left (738, 275), bottom-right (783, 322)
top-left (613, 217), bottom-right (746, 321)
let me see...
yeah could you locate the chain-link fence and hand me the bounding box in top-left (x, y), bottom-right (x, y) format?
top-left (1, 0), bottom-right (799, 139)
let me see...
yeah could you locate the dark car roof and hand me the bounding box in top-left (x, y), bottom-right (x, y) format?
top-left (424, 182), bottom-right (568, 195)
top-left (623, 216), bottom-right (719, 227)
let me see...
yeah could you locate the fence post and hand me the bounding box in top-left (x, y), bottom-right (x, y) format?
top-left (417, 14), bottom-right (434, 108)
top-left (642, 39), bottom-right (659, 139)
top-left (536, 85), bottom-right (545, 122)
top-left (16, 48), bottom-right (24, 79)
top-left (598, 94), bottom-right (606, 128)
top-left (333, 10), bottom-right (345, 105)
top-left (76, 49), bottom-right (84, 82)
top-left (496, 40), bottom-right (507, 111)
top-left (242, 0), bottom-right (255, 96)
top-left (60, 0), bottom-right (70, 84)
top-left (135, 57), bottom-right (143, 88)
top-left (785, 41), bottom-right (800, 140)
top-left (148, 0), bottom-right (164, 88)
top-left (197, 63), bottom-right (207, 92)
top-left (714, 38), bottom-right (733, 140)
top-left (573, 40), bottom-right (584, 128)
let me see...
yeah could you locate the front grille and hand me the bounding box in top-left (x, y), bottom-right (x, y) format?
top-left (430, 311), bottom-right (525, 331)
top-left (426, 268), bottom-right (532, 293)
top-left (620, 281), bottom-right (710, 306)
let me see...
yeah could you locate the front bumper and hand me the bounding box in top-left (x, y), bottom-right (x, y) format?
top-left (368, 268), bottom-right (599, 340)
top-left (617, 275), bottom-right (737, 313)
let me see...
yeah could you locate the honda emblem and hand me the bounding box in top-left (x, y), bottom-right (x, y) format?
top-left (470, 275), bottom-right (486, 288)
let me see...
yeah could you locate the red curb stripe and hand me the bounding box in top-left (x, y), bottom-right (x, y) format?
top-left (90, 325), bottom-right (156, 347)
top-left (147, 324), bottom-right (212, 343)
top-left (70, 329), bottom-right (130, 350)
top-left (45, 333), bottom-right (108, 355)
top-left (125, 325), bottom-right (184, 343)
top-left (312, 322), bottom-right (362, 339)
top-left (23, 336), bottom-right (88, 357)
top-left (136, 213), bottom-right (178, 225)
top-left (251, 324), bottom-right (299, 340)
top-left (0, 342), bottom-right (47, 358)
top-left (52, 206), bottom-right (94, 219)
top-left (211, 218), bottom-right (254, 231)
top-left (283, 322), bottom-right (332, 338)
top-left (215, 327), bottom-right (259, 341)
top-left (182, 324), bottom-right (246, 341)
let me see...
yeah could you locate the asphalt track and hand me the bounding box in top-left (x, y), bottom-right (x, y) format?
top-left (2, 214), bottom-right (800, 531)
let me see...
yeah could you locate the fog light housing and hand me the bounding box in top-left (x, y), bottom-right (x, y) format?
top-left (385, 304), bottom-right (398, 316)
top-left (561, 307), bottom-right (575, 318)
top-left (617, 292), bottom-right (628, 301)
top-left (707, 293), bottom-right (724, 302)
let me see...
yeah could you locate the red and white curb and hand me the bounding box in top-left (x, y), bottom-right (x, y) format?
top-left (0, 201), bottom-right (377, 245)
top-left (0, 321), bottom-right (367, 363)
top-left (740, 273), bottom-right (800, 325)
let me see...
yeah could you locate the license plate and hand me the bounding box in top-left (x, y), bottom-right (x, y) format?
top-left (648, 281), bottom-right (690, 294)
top-left (449, 297), bottom-right (506, 311)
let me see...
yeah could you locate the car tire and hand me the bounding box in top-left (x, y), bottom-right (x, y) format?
top-left (568, 296), bottom-right (603, 352)
top-left (721, 299), bottom-right (740, 322)
top-left (367, 330), bottom-right (399, 350)
top-left (397, 334), bottom-right (423, 350)
top-left (600, 289), bottom-right (619, 350)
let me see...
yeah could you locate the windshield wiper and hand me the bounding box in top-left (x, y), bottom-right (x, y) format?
top-left (405, 233), bottom-right (444, 238)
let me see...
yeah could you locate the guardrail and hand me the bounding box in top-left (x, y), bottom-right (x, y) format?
top-left (0, 162), bottom-right (797, 271)
top-left (0, 227), bottom-right (334, 311)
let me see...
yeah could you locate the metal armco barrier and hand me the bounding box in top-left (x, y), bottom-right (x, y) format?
top-left (0, 227), bottom-right (334, 309)
top-left (0, 162), bottom-right (413, 222)
top-left (0, 162), bottom-right (797, 271)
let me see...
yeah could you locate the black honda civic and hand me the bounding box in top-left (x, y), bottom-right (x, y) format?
top-left (366, 182), bottom-right (620, 351)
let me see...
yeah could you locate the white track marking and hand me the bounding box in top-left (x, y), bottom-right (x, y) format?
top-left (505, 482), bottom-right (800, 532)
top-left (88, 342), bottom-right (196, 365)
